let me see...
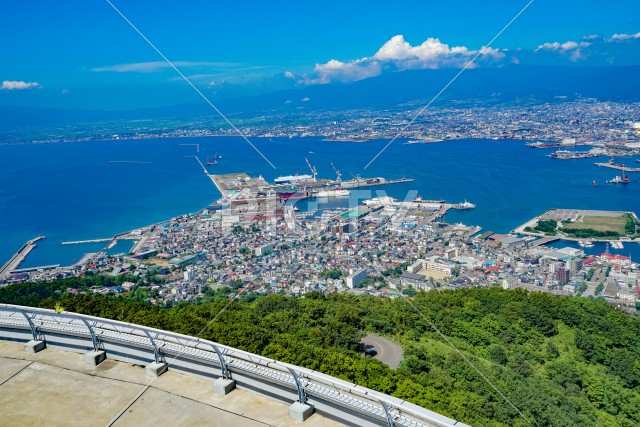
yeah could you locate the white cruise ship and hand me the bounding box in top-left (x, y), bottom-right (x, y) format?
top-left (453, 200), bottom-right (476, 210)
top-left (316, 189), bottom-right (350, 197)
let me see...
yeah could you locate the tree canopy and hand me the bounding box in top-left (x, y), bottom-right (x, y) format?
top-left (2, 280), bottom-right (639, 426)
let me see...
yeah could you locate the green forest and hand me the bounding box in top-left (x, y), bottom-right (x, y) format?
top-left (2, 279), bottom-right (640, 427)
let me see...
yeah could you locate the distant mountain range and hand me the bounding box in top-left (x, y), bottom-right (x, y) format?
top-left (227, 64), bottom-right (640, 111)
top-left (2, 65), bottom-right (640, 131)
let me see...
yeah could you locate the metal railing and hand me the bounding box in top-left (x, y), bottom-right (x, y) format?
top-left (0, 304), bottom-right (467, 427)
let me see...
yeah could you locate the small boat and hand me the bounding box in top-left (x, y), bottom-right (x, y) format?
top-left (611, 241), bottom-right (624, 250)
top-left (605, 170), bottom-right (630, 184)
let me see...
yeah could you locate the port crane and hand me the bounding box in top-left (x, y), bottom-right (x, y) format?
top-left (304, 157), bottom-right (317, 181)
top-left (329, 161), bottom-right (342, 185)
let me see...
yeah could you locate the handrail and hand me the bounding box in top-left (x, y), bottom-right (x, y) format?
top-left (0, 304), bottom-right (463, 427)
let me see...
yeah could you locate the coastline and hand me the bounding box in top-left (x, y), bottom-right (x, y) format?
top-left (2, 137), bottom-right (639, 269)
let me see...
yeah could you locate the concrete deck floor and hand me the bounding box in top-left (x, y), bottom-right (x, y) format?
top-left (0, 341), bottom-right (342, 427)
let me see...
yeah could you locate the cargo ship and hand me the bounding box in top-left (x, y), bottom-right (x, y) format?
top-left (273, 186), bottom-right (307, 200)
top-left (274, 173), bottom-right (314, 185)
top-left (548, 150), bottom-right (599, 159)
top-left (526, 141), bottom-right (562, 148)
top-left (415, 196), bottom-right (445, 204)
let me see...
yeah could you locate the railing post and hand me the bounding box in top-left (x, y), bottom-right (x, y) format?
top-left (20, 310), bottom-right (46, 353)
top-left (20, 310), bottom-right (40, 341)
top-left (211, 344), bottom-right (235, 395)
top-left (287, 367), bottom-right (307, 403)
top-left (80, 318), bottom-right (106, 367)
top-left (380, 400), bottom-right (396, 427)
top-left (210, 344), bottom-right (230, 379)
top-left (80, 319), bottom-right (100, 351)
top-left (143, 330), bottom-right (167, 377)
top-left (287, 368), bottom-right (314, 421)
top-left (143, 330), bottom-right (163, 364)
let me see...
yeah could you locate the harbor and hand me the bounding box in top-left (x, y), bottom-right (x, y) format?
top-left (2, 137), bottom-right (639, 273)
top-left (0, 236), bottom-right (45, 279)
top-left (207, 158), bottom-right (416, 208)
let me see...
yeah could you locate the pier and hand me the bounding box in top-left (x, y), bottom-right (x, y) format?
top-left (594, 162), bottom-right (640, 172)
top-left (194, 156), bottom-right (208, 174)
top-left (9, 264), bottom-right (60, 274)
top-left (0, 236), bottom-right (44, 278)
top-left (61, 238), bottom-right (111, 245)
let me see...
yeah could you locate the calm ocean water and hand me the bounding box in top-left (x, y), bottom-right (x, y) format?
top-left (0, 137), bottom-right (638, 267)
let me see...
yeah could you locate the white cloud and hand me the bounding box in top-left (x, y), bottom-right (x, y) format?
top-left (301, 97), bottom-right (311, 102)
top-left (307, 35), bottom-right (506, 84)
top-left (608, 32), bottom-right (640, 42)
top-left (309, 59), bottom-right (382, 84)
top-left (91, 61), bottom-right (238, 73)
top-left (1, 80), bottom-right (42, 90)
top-left (284, 71), bottom-right (296, 79)
top-left (534, 40), bottom-right (591, 61)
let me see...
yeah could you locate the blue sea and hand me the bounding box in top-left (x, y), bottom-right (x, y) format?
top-left (0, 137), bottom-right (638, 267)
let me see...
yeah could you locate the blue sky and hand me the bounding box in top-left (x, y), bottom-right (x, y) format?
top-left (2, 0), bottom-right (640, 109)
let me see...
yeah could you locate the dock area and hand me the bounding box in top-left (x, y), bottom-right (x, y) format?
top-left (209, 172), bottom-right (414, 203)
top-left (531, 236), bottom-right (561, 247)
top-left (0, 236), bottom-right (44, 279)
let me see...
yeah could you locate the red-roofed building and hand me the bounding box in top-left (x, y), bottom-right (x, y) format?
top-left (597, 252), bottom-right (631, 266)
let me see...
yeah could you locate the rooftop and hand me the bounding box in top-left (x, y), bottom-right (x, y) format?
top-left (0, 341), bottom-right (339, 427)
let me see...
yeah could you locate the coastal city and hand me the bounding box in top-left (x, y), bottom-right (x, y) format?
top-left (7, 99), bottom-right (640, 152)
top-left (6, 3), bottom-right (640, 426)
top-left (3, 165), bottom-right (638, 313)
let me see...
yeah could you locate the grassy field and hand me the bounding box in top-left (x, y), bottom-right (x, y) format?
top-left (562, 214), bottom-right (627, 234)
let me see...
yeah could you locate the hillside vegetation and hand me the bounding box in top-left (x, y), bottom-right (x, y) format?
top-left (1, 279), bottom-right (639, 427)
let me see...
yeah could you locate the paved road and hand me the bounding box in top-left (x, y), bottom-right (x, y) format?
top-left (360, 334), bottom-right (404, 370)
top-left (582, 283), bottom-right (598, 298)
